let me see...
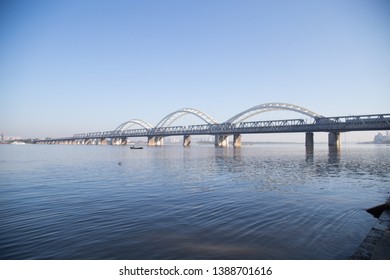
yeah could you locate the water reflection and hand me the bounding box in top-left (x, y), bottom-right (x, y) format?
top-left (233, 147), bottom-right (242, 160)
top-left (328, 146), bottom-right (341, 165)
top-left (305, 146), bottom-right (314, 163)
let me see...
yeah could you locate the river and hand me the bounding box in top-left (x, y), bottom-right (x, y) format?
top-left (0, 143), bottom-right (389, 259)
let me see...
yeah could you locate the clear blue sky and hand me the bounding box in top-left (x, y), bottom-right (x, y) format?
top-left (1, 0), bottom-right (389, 141)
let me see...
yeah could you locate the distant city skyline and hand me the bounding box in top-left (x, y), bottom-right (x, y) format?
top-left (1, 0), bottom-right (389, 142)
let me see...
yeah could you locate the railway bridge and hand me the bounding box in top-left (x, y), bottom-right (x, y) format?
top-left (36, 103), bottom-right (390, 147)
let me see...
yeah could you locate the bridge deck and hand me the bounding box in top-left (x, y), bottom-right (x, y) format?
top-left (37, 114), bottom-right (390, 143)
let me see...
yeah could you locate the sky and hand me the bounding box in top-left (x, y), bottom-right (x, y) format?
top-left (1, 0), bottom-right (389, 142)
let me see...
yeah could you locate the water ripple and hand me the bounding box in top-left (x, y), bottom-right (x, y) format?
top-left (0, 144), bottom-right (388, 259)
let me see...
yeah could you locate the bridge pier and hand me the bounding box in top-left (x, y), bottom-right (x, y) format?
top-left (328, 132), bottom-right (341, 147)
top-left (148, 136), bottom-right (164, 146)
top-left (305, 132), bottom-right (314, 147)
top-left (112, 138), bottom-right (119, 145)
top-left (183, 135), bottom-right (191, 146)
top-left (100, 138), bottom-right (109, 145)
top-left (112, 138), bottom-right (126, 145)
top-left (215, 135), bottom-right (228, 147)
top-left (233, 134), bottom-right (242, 147)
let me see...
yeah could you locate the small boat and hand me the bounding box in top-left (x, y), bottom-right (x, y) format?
top-left (130, 146), bottom-right (143, 149)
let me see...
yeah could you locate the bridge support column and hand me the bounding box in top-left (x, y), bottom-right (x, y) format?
top-left (215, 135), bottom-right (228, 147)
top-left (148, 136), bottom-right (164, 146)
top-left (113, 137), bottom-right (127, 145)
top-left (328, 132), bottom-right (341, 147)
top-left (305, 132), bottom-right (314, 147)
top-left (233, 134), bottom-right (241, 147)
top-left (183, 135), bottom-right (191, 146)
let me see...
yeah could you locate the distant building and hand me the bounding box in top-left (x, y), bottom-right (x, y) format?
top-left (374, 131), bottom-right (390, 143)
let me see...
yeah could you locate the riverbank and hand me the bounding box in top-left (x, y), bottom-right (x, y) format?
top-left (351, 198), bottom-right (390, 259)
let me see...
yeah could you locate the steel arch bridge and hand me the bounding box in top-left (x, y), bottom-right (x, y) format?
top-left (226, 103), bottom-right (324, 123)
top-left (155, 108), bottom-right (219, 128)
top-left (115, 119), bottom-right (154, 131)
top-left (115, 103), bottom-right (323, 131)
top-left (37, 102), bottom-right (390, 148)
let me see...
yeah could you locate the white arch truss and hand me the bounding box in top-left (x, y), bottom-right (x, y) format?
top-left (156, 108), bottom-right (219, 128)
top-left (115, 119), bottom-right (154, 131)
top-left (226, 102), bottom-right (324, 123)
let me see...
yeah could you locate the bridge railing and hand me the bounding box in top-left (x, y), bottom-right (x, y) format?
top-left (313, 114), bottom-right (390, 131)
top-left (63, 113), bottom-right (390, 142)
top-left (122, 128), bottom-right (148, 136)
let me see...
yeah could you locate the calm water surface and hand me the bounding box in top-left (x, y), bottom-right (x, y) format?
top-left (0, 144), bottom-right (389, 259)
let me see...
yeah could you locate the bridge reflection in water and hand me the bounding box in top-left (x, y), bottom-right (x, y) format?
top-left (36, 103), bottom-right (390, 148)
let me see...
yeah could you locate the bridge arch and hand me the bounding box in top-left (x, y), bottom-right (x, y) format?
top-left (115, 119), bottom-right (154, 131)
top-left (226, 103), bottom-right (324, 123)
top-left (156, 108), bottom-right (218, 127)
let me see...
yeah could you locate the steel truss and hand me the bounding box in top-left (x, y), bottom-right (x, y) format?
top-left (226, 103), bottom-right (324, 123)
top-left (155, 108), bottom-right (218, 128)
top-left (62, 114), bottom-right (390, 143)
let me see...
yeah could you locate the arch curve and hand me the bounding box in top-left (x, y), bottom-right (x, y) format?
top-left (226, 102), bottom-right (324, 123)
top-left (115, 119), bottom-right (154, 131)
top-left (156, 108), bottom-right (219, 127)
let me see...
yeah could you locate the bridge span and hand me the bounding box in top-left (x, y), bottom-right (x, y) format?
top-left (35, 103), bottom-right (390, 148)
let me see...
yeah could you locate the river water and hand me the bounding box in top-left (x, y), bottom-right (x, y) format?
top-left (0, 143), bottom-right (389, 259)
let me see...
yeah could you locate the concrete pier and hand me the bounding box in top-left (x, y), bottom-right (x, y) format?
top-left (233, 134), bottom-right (241, 147)
top-left (215, 135), bottom-right (228, 147)
top-left (147, 136), bottom-right (164, 146)
top-left (112, 138), bottom-right (127, 145)
top-left (305, 132), bottom-right (314, 147)
top-left (328, 132), bottom-right (341, 147)
top-left (183, 135), bottom-right (191, 146)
